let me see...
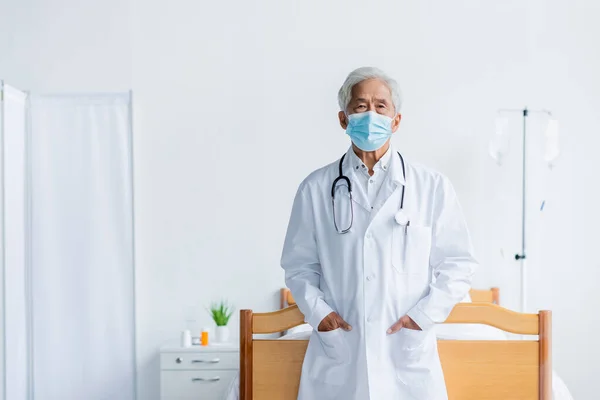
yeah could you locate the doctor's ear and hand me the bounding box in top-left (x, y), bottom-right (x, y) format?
top-left (338, 111), bottom-right (348, 129)
top-left (391, 113), bottom-right (402, 133)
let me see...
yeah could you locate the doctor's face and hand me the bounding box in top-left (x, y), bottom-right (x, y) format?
top-left (338, 78), bottom-right (401, 132)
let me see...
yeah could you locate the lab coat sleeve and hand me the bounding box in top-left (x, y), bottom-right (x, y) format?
top-left (281, 185), bottom-right (334, 330)
top-left (407, 175), bottom-right (478, 331)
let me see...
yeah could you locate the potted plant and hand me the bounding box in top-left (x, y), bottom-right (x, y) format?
top-left (208, 300), bottom-right (234, 343)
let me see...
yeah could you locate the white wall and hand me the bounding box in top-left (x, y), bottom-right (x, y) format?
top-left (2, 0), bottom-right (600, 399)
top-left (0, 0), bottom-right (131, 92)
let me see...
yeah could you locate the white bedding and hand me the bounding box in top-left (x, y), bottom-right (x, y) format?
top-left (223, 324), bottom-right (573, 400)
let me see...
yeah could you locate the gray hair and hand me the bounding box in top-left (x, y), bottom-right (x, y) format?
top-left (337, 67), bottom-right (402, 114)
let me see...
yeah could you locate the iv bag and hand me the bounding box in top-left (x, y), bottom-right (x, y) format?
top-left (489, 116), bottom-right (510, 165)
top-left (544, 119), bottom-right (560, 167)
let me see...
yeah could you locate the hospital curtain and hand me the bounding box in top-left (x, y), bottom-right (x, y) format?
top-left (28, 93), bottom-right (136, 400)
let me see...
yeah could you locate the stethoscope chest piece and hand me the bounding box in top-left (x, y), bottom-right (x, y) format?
top-left (394, 210), bottom-right (409, 226)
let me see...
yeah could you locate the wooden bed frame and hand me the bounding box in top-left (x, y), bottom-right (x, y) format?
top-left (241, 294), bottom-right (551, 399)
top-left (280, 286), bottom-right (500, 309)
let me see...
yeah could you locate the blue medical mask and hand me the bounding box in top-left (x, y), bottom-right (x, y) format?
top-left (345, 111), bottom-right (394, 151)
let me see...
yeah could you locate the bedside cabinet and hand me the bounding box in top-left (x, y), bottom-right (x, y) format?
top-left (160, 342), bottom-right (239, 400)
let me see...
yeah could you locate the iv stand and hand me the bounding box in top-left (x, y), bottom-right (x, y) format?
top-left (517, 108), bottom-right (528, 314)
top-left (497, 107), bottom-right (552, 313)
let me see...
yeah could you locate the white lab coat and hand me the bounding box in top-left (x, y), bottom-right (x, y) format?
top-left (281, 145), bottom-right (478, 400)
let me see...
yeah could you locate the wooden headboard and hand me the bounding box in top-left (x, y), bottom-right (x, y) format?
top-left (240, 303), bottom-right (552, 400)
top-left (280, 286), bottom-right (500, 309)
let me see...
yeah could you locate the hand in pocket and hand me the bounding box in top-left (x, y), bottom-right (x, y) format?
top-left (318, 312), bottom-right (352, 332)
top-left (386, 315), bottom-right (421, 334)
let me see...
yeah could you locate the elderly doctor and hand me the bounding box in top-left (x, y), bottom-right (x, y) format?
top-left (280, 67), bottom-right (478, 400)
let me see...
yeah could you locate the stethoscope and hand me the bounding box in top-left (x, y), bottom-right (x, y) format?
top-left (331, 151), bottom-right (409, 234)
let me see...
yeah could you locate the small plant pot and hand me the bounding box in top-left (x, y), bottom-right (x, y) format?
top-left (215, 326), bottom-right (230, 343)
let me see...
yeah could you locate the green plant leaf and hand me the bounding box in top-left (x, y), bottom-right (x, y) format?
top-left (207, 299), bottom-right (234, 326)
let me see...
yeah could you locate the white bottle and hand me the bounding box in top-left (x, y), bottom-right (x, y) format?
top-left (181, 329), bottom-right (192, 348)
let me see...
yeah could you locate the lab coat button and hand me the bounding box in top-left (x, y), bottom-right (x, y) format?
top-left (365, 232), bottom-right (372, 239)
top-left (366, 275), bottom-right (372, 281)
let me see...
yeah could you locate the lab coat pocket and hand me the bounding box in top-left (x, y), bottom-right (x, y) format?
top-left (317, 328), bottom-right (350, 363)
top-left (396, 327), bottom-right (428, 358)
top-left (393, 329), bottom-right (436, 399)
top-left (309, 328), bottom-right (351, 386)
top-left (391, 225), bottom-right (432, 274)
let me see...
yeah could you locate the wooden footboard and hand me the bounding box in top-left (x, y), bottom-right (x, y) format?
top-left (240, 303), bottom-right (551, 400)
top-left (280, 287), bottom-right (500, 309)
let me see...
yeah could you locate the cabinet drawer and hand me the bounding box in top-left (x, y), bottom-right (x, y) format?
top-left (161, 370), bottom-right (236, 399)
top-left (161, 351), bottom-right (238, 370)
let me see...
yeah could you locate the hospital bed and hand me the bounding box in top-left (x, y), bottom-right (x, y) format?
top-left (223, 287), bottom-right (573, 400)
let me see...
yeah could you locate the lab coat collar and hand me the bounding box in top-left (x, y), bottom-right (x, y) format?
top-left (369, 143), bottom-right (407, 214)
top-left (387, 143), bottom-right (407, 187)
top-left (339, 143), bottom-right (407, 213)
top-left (349, 144), bottom-right (393, 175)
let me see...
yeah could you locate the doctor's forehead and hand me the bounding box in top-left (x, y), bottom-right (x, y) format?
top-left (350, 78), bottom-right (393, 102)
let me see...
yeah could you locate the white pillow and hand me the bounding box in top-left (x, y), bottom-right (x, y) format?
top-left (279, 323), bottom-right (508, 341)
top-left (286, 323), bottom-right (312, 335)
top-left (281, 330), bottom-right (312, 340)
